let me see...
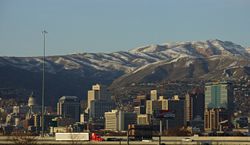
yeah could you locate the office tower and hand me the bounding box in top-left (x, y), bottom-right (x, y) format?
top-left (133, 95), bottom-right (146, 114)
top-left (158, 96), bottom-right (168, 110)
top-left (204, 108), bottom-right (228, 131)
top-left (205, 82), bottom-right (233, 111)
top-left (204, 82), bottom-right (233, 131)
top-left (167, 96), bottom-right (185, 128)
top-left (185, 93), bottom-right (191, 122)
top-left (105, 110), bottom-right (119, 131)
top-left (121, 112), bottom-right (137, 131)
top-left (105, 110), bottom-right (137, 131)
top-left (89, 100), bottom-right (115, 121)
top-left (87, 84), bottom-right (111, 113)
top-left (150, 90), bottom-right (158, 100)
top-left (57, 96), bottom-right (80, 122)
top-left (87, 84), bottom-right (100, 113)
top-left (146, 96), bottom-right (169, 115)
top-left (185, 89), bottom-right (205, 123)
top-left (146, 100), bottom-right (162, 115)
top-left (137, 114), bottom-right (151, 125)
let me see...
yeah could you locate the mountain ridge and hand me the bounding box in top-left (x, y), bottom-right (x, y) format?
top-left (0, 39), bottom-right (249, 103)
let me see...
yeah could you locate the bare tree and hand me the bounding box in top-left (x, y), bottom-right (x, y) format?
top-left (9, 132), bottom-right (37, 145)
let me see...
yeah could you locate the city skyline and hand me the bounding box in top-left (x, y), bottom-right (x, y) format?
top-left (0, 0), bottom-right (250, 56)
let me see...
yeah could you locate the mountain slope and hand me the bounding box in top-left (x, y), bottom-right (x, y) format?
top-left (110, 55), bottom-right (250, 89)
top-left (0, 39), bottom-right (249, 103)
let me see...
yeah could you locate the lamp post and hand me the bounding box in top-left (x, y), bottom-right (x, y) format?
top-left (41, 30), bottom-right (47, 137)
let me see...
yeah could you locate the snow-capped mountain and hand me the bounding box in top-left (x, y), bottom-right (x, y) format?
top-left (0, 39), bottom-right (249, 102)
top-left (0, 39), bottom-right (249, 74)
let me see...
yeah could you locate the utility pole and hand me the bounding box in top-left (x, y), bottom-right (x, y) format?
top-left (41, 30), bottom-right (47, 137)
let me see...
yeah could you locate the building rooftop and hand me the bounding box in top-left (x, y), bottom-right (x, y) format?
top-left (59, 96), bottom-right (79, 101)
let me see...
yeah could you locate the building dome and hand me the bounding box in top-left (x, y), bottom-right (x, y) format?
top-left (28, 92), bottom-right (36, 107)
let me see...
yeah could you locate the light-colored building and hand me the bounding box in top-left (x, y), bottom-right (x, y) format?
top-left (137, 114), bottom-right (151, 125)
top-left (150, 90), bottom-right (158, 100)
top-left (28, 93), bottom-right (36, 107)
top-left (105, 110), bottom-right (119, 131)
top-left (105, 110), bottom-right (137, 131)
top-left (146, 100), bottom-right (162, 115)
top-left (80, 113), bottom-right (88, 123)
top-left (86, 84), bottom-right (111, 113)
top-left (159, 96), bottom-right (168, 110)
top-left (57, 96), bottom-right (80, 122)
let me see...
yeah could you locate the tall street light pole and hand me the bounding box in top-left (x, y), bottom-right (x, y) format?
top-left (41, 30), bottom-right (47, 137)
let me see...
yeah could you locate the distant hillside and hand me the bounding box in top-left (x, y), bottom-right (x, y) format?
top-left (0, 39), bottom-right (249, 105)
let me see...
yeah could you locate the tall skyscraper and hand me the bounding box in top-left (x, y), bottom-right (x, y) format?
top-left (204, 82), bottom-right (233, 131)
top-left (185, 89), bottom-right (205, 123)
top-left (89, 100), bottom-right (115, 121)
top-left (204, 108), bottom-right (228, 131)
top-left (146, 100), bottom-right (162, 115)
top-left (57, 96), bottom-right (80, 122)
top-left (167, 96), bottom-right (186, 128)
top-left (86, 84), bottom-right (111, 113)
top-left (205, 82), bottom-right (233, 110)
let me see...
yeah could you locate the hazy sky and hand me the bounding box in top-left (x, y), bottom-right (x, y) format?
top-left (0, 0), bottom-right (250, 56)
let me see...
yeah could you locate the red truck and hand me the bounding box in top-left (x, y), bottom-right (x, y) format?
top-left (91, 133), bottom-right (105, 141)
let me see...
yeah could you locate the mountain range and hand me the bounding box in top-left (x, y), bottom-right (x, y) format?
top-left (0, 39), bottom-right (249, 104)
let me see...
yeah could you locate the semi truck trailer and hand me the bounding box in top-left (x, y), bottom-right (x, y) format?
top-left (55, 133), bottom-right (104, 141)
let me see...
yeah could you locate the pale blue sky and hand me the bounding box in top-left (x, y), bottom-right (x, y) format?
top-left (0, 0), bottom-right (250, 56)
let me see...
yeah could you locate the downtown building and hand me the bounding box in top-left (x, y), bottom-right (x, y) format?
top-left (185, 88), bottom-right (205, 132)
top-left (104, 110), bottom-right (137, 131)
top-left (204, 81), bottom-right (234, 132)
top-left (145, 90), bottom-right (185, 131)
top-left (86, 84), bottom-right (115, 129)
top-left (57, 96), bottom-right (80, 122)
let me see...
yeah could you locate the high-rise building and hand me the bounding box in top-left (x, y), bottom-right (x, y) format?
top-left (105, 110), bottom-right (119, 131)
top-left (150, 90), bottom-right (158, 100)
top-left (146, 100), bottom-right (162, 115)
top-left (185, 89), bottom-right (205, 123)
top-left (89, 100), bottom-right (115, 122)
top-left (86, 84), bottom-right (111, 113)
top-left (167, 96), bottom-right (186, 128)
top-left (204, 82), bottom-right (233, 131)
top-left (105, 110), bottom-right (137, 131)
top-left (133, 95), bottom-right (146, 114)
top-left (57, 96), bottom-right (80, 122)
top-left (122, 112), bottom-right (137, 131)
top-left (205, 82), bottom-right (233, 110)
top-left (158, 96), bottom-right (168, 110)
top-left (204, 108), bottom-right (228, 131)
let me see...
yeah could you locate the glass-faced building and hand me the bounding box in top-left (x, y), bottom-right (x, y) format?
top-left (205, 82), bottom-right (233, 110)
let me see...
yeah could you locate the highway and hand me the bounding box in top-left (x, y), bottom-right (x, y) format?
top-left (0, 136), bottom-right (249, 144)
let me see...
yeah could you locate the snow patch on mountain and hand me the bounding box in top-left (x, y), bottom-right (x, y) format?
top-left (0, 39), bottom-right (249, 75)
